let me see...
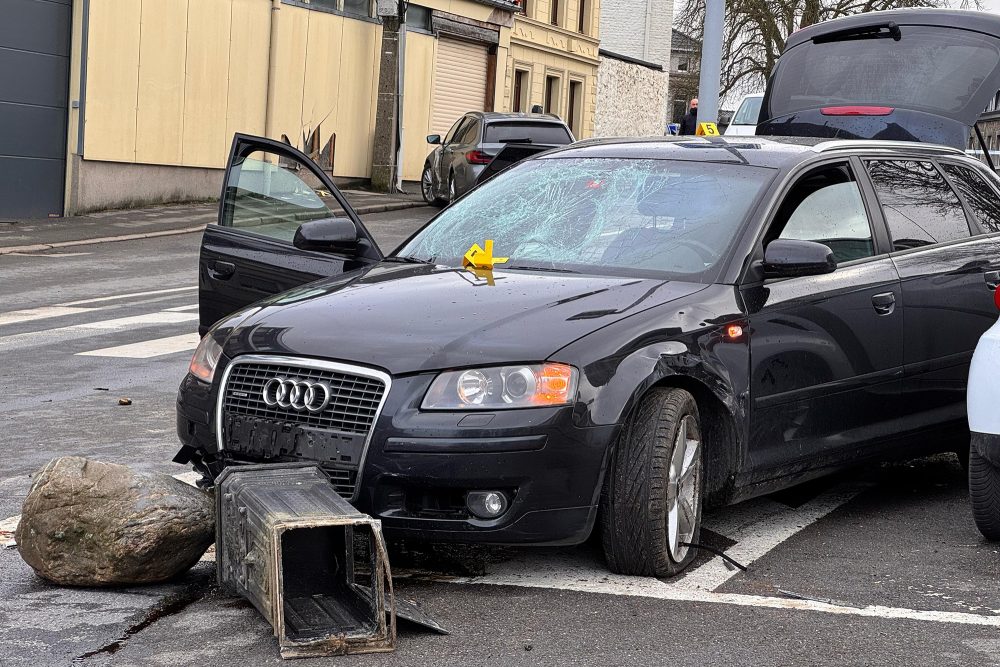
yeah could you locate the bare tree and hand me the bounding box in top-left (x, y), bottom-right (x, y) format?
top-left (674, 0), bottom-right (974, 99)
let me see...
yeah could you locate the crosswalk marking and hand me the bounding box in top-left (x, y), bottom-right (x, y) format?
top-left (58, 286), bottom-right (196, 307)
top-left (71, 312), bottom-right (198, 330)
top-left (76, 332), bottom-right (201, 358)
top-left (0, 306), bottom-right (93, 327)
top-left (164, 304), bottom-right (199, 312)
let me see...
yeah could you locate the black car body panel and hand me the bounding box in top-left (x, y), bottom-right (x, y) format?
top-left (178, 130), bottom-right (1000, 545)
top-left (759, 10), bottom-right (1000, 148)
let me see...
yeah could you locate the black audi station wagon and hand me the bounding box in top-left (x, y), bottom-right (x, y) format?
top-left (176, 11), bottom-right (1000, 577)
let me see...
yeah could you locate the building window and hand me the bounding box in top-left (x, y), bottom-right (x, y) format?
top-left (342, 0), bottom-right (372, 17)
top-left (513, 70), bottom-right (530, 113)
top-left (523, 0), bottom-right (530, 19)
top-left (568, 80), bottom-right (583, 136)
top-left (405, 4), bottom-right (432, 31)
top-left (544, 75), bottom-right (561, 115)
top-left (677, 57), bottom-right (689, 72)
top-left (550, 0), bottom-right (559, 26)
top-left (577, 0), bottom-right (586, 33)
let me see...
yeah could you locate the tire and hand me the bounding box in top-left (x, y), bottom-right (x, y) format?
top-left (420, 165), bottom-right (445, 207)
top-left (970, 446), bottom-right (1000, 540)
top-left (601, 387), bottom-right (704, 577)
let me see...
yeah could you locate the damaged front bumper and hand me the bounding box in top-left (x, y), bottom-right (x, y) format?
top-left (176, 370), bottom-right (616, 546)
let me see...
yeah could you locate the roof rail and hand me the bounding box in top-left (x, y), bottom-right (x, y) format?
top-left (811, 140), bottom-right (965, 155)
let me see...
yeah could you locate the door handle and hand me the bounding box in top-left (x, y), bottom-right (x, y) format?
top-left (872, 292), bottom-right (896, 315)
top-left (986, 270), bottom-right (1000, 290)
top-left (208, 261), bottom-right (236, 280)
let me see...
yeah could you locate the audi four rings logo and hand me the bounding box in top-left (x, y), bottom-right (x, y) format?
top-left (261, 377), bottom-right (332, 413)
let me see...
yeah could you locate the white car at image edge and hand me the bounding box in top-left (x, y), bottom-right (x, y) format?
top-left (967, 286), bottom-right (1000, 539)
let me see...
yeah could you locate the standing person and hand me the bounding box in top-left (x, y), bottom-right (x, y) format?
top-left (679, 98), bottom-right (699, 135)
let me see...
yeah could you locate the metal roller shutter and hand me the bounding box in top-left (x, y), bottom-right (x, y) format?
top-left (0, 0), bottom-right (71, 219)
top-left (431, 37), bottom-right (488, 138)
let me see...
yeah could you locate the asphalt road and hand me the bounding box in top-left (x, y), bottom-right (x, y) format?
top-left (2, 205), bottom-right (1000, 666)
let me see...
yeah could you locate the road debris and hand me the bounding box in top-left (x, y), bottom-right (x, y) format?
top-left (217, 463), bottom-right (446, 659)
top-left (16, 456), bottom-right (214, 585)
top-left (118, 397), bottom-right (132, 406)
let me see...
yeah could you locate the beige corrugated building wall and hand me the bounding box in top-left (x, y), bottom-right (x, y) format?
top-left (63, 0), bottom-right (517, 214)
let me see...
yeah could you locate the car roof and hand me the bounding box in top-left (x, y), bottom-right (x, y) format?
top-left (535, 136), bottom-right (968, 169)
top-left (786, 9), bottom-right (1000, 51)
top-left (472, 111), bottom-right (567, 124)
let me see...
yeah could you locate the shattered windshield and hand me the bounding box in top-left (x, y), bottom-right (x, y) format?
top-left (397, 158), bottom-right (774, 280)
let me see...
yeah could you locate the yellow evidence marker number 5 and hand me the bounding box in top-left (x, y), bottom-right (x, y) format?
top-left (696, 122), bottom-right (720, 137)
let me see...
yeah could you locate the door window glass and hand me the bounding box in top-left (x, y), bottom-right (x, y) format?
top-left (866, 160), bottom-right (973, 250)
top-left (444, 117), bottom-right (469, 144)
top-left (941, 162), bottom-right (1000, 233)
top-left (222, 150), bottom-right (339, 243)
top-left (770, 163), bottom-right (875, 263)
top-left (457, 119), bottom-right (480, 145)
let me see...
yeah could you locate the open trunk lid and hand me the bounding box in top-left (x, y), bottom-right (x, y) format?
top-left (758, 10), bottom-right (1000, 148)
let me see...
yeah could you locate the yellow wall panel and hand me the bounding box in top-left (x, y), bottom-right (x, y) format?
top-left (84, 0), bottom-right (141, 162)
top-left (401, 32), bottom-right (435, 181)
top-left (269, 5), bottom-right (309, 146)
top-left (333, 19), bottom-right (380, 177)
top-left (182, 1), bottom-right (232, 167)
top-left (301, 12), bottom-right (345, 153)
top-left (226, 0), bottom-right (269, 144)
top-left (135, 0), bottom-right (189, 165)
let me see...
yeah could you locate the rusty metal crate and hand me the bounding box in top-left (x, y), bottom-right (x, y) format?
top-left (215, 463), bottom-right (395, 659)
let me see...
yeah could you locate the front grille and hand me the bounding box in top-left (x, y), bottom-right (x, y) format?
top-left (220, 359), bottom-right (388, 499)
top-left (223, 361), bottom-right (386, 434)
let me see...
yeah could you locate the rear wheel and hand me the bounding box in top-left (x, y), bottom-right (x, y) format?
top-left (421, 165), bottom-right (445, 207)
top-left (601, 387), bottom-right (704, 577)
top-left (970, 446), bottom-right (1000, 540)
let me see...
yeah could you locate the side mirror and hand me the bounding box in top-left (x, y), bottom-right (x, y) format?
top-left (293, 217), bottom-right (359, 253)
top-left (763, 239), bottom-right (837, 279)
top-left (426, 134), bottom-right (442, 145)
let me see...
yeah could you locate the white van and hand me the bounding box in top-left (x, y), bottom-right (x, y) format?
top-left (724, 94), bottom-right (764, 136)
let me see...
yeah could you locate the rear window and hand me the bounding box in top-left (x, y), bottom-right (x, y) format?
top-left (483, 122), bottom-right (573, 145)
top-left (768, 26), bottom-right (1000, 122)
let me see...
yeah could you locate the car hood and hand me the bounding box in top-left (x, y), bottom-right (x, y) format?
top-left (223, 263), bottom-right (707, 375)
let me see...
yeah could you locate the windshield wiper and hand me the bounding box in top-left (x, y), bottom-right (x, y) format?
top-left (500, 138), bottom-right (533, 144)
top-left (505, 264), bottom-right (579, 274)
top-left (384, 255), bottom-right (435, 265)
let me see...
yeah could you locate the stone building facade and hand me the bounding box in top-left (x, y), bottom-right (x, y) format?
top-left (593, 51), bottom-right (668, 137)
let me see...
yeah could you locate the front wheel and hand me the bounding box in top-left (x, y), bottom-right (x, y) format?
top-left (421, 165), bottom-right (445, 207)
top-left (970, 446), bottom-right (1000, 540)
top-left (601, 387), bottom-right (704, 577)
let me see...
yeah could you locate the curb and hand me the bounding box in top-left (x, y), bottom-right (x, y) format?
top-left (0, 201), bottom-right (425, 256)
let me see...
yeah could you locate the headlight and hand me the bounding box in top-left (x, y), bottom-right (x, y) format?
top-left (188, 334), bottom-right (223, 383)
top-left (421, 363), bottom-right (578, 410)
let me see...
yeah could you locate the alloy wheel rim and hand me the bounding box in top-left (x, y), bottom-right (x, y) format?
top-left (421, 169), bottom-right (432, 199)
top-left (666, 414), bottom-right (701, 562)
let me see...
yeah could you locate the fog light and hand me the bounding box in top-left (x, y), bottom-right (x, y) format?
top-left (466, 491), bottom-right (508, 519)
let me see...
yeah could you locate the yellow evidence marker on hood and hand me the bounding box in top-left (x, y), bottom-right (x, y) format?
top-left (463, 240), bottom-right (509, 270)
top-left (696, 122), bottom-right (719, 136)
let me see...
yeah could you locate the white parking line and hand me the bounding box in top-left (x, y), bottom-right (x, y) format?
top-left (76, 332), bottom-right (202, 358)
top-left (164, 304), bottom-right (199, 312)
top-left (58, 286), bottom-right (196, 307)
top-left (0, 306), bottom-right (94, 327)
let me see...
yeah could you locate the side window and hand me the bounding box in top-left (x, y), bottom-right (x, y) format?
top-left (457, 119), bottom-right (480, 145)
top-left (941, 162), bottom-right (1000, 233)
top-left (866, 160), bottom-right (972, 251)
top-left (222, 151), bottom-right (338, 243)
top-left (444, 117), bottom-right (469, 144)
top-left (769, 163), bottom-right (875, 263)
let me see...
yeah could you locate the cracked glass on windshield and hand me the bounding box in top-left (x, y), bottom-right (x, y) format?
top-left (397, 158), bottom-right (774, 280)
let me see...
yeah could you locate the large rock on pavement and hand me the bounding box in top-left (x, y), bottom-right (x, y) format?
top-left (15, 456), bottom-right (214, 586)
